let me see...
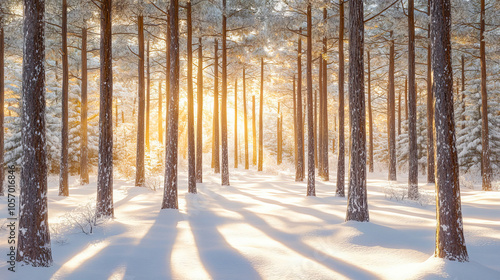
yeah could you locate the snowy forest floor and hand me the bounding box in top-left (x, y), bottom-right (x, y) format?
top-left (1, 168), bottom-right (500, 280)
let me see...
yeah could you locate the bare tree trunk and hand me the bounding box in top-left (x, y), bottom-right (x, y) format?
top-left (461, 55), bottom-right (465, 129)
top-left (0, 21), bottom-right (4, 194)
top-left (277, 102), bottom-right (282, 165)
top-left (480, 0), bottom-right (491, 191)
top-left (388, 31), bottom-right (396, 182)
top-left (296, 32), bottom-right (305, 181)
top-left (408, 0), bottom-right (419, 198)
top-left (345, 0), bottom-right (368, 222)
top-left (234, 79), bottom-right (238, 168)
top-left (306, 2), bottom-right (315, 196)
top-left (258, 58), bottom-right (264, 171)
top-left (17, 0), bottom-right (53, 265)
top-left (196, 37), bottom-right (203, 182)
top-left (158, 81), bottom-right (163, 144)
top-left (321, 9), bottom-right (329, 181)
top-left (405, 76), bottom-right (408, 121)
top-left (243, 68), bottom-right (249, 169)
top-left (135, 15), bottom-right (145, 187)
top-left (336, 0), bottom-right (345, 196)
top-left (398, 89), bottom-right (401, 136)
top-left (59, 0), bottom-right (69, 196)
top-left (293, 75), bottom-right (297, 170)
top-left (317, 64), bottom-right (320, 171)
top-left (367, 50), bottom-right (374, 173)
top-left (431, 0), bottom-right (468, 261)
top-left (221, 0), bottom-right (230, 185)
top-left (165, 11), bottom-right (170, 144)
top-left (426, 18), bottom-right (435, 184)
top-left (252, 93), bottom-right (256, 166)
top-left (162, 0), bottom-right (179, 209)
top-left (146, 40), bottom-right (151, 151)
top-left (97, 0), bottom-right (114, 217)
top-left (187, 1), bottom-right (196, 193)
top-left (212, 40), bottom-right (220, 173)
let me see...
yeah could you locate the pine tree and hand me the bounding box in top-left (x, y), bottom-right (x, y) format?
top-left (187, 0), bottom-right (196, 192)
top-left (408, 0), bottom-right (419, 199)
top-left (135, 12), bottom-right (145, 187)
top-left (431, 0), bottom-right (468, 262)
top-left (212, 39), bottom-right (220, 173)
top-left (258, 58), bottom-right (264, 172)
top-left (243, 68), bottom-right (249, 169)
top-left (221, 0), bottom-right (229, 185)
top-left (59, 0), bottom-right (69, 196)
top-left (80, 26), bottom-right (89, 185)
top-left (367, 50), bottom-right (374, 173)
top-left (306, 2), bottom-right (314, 196)
top-left (336, 0), bottom-right (345, 197)
top-left (296, 32), bottom-right (304, 181)
top-left (17, 0), bottom-right (53, 266)
top-left (387, 31), bottom-right (396, 182)
top-left (196, 37), bottom-right (203, 182)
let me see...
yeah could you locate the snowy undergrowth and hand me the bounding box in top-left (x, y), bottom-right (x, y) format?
top-left (383, 181), bottom-right (434, 206)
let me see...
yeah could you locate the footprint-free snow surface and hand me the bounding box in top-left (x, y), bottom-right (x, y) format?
top-left (1, 169), bottom-right (500, 279)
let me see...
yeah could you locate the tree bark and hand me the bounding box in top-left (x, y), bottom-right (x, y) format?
top-left (196, 37), bottom-right (203, 183)
top-left (243, 68), bottom-right (249, 169)
top-left (146, 40), bottom-right (151, 151)
top-left (388, 31), bottom-right (397, 182)
top-left (426, 21), bottom-right (435, 183)
top-left (345, 0), bottom-right (368, 222)
top-left (258, 58), bottom-right (264, 171)
top-left (367, 50), bottom-right (374, 173)
top-left (135, 15), bottom-right (145, 187)
top-left (317, 65), bottom-right (320, 171)
top-left (59, 0), bottom-right (69, 196)
top-left (277, 102), bottom-right (282, 165)
top-left (408, 0), bottom-right (419, 198)
top-left (480, 0), bottom-right (491, 191)
top-left (158, 81), bottom-right (163, 144)
top-left (321, 10), bottom-right (329, 181)
top-left (212, 40), bottom-right (220, 173)
top-left (252, 93), bottom-right (256, 166)
top-left (17, 0), bottom-right (53, 265)
top-left (293, 75), bottom-right (297, 170)
top-left (234, 79), bottom-right (238, 168)
top-left (336, 0), bottom-right (345, 196)
top-left (221, 0), bottom-right (230, 185)
top-left (306, 2), bottom-right (315, 196)
top-left (431, 0), bottom-right (468, 261)
top-left (162, 0), bottom-right (179, 209)
top-left (296, 31), bottom-right (304, 181)
top-left (187, 1), bottom-right (196, 193)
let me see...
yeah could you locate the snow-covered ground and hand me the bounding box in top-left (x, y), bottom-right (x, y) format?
top-left (1, 168), bottom-right (500, 279)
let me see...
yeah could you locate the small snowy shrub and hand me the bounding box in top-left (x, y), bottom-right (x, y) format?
top-left (61, 200), bottom-right (109, 235)
top-left (459, 175), bottom-right (476, 190)
top-left (144, 175), bottom-right (162, 191)
top-left (383, 183), bottom-right (433, 206)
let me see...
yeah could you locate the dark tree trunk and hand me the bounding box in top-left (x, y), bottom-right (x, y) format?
top-left (187, 1), bottom-right (196, 193)
top-left (431, 0), bottom-right (468, 261)
top-left (196, 38), bottom-right (203, 183)
top-left (398, 89), bottom-right (401, 136)
top-left (146, 40), bottom-right (151, 151)
top-left (0, 19), bottom-right (5, 194)
top-left (162, 0), bottom-right (179, 209)
top-left (277, 102), bottom-right (282, 165)
top-left (480, 0), bottom-right (491, 191)
top-left (405, 76), bottom-right (408, 121)
top-left (96, 0), bottom-right (114, 218)
top-left (212, 40), bottom-right (220, 173)
top-left (243, 68), bottom-right (249, 169)
top-left (221, 0), bottom-right (229, 185)
top-left (158, 81), bottom-right (163, 144)
top-left (59, 0), bottom-right (69, 196)
top-left (258, 58), bottom-right (264, 171)
top-left (234, 79), bottom-right (238, 168)
top-left (321, 9), bottom-right (329, 181)
top-left (293, 75), bottom-right (297, 170)
top-left (135, 15), bottom-right (145, 187)
top-left (461, 55), bottom-right (465, 129)
top-left (367, 50), bottom-right (374, 173)
top-left (345, 0), bottom-right (368, 222)
top-left (317, 65), bottom-right (320, 171)
top-left (296, 32), bottom-right (304, 181)
top-left (408, 0), bottom-right (419, 198)
top-left (17, 0), bottom-right (53, 265)
top-left (426, 21), bottom-right (435, 183)
top-left (336, 0), bottom-right (345, 196)
top-left (252, 93), bottom-right (256, 166)
top-left (165, 11), bottom-right (170, 143)
top-left (388, 31), bottom-right (396, 182)
top-left (306, 3), bottom-right (315, 196)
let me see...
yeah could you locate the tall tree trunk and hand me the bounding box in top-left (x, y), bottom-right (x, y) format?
top-left (234, 79), bottom-right (238, 168)
top-left (321, 9), bottom-right (329, 181)
top-left (0, 21), bottom-right (4, 194)
top-left (252, 93), bottom-right (256, 166)
top-left (165, 11), bottom-right (170, 144)
top-left (59, 0), bottom-right (69, 196)
top-left (405, 76), bottom-right (408, 121)
top-left (461, 55), bottom-right (465, 129)
top-left (431, 0), bottom-right (468, 261)
top-left (306, 2), bottom-right (315, 196)
top-left (277, 102), bottom-right (282, 165)
top-left (296, 32), bottom-right (304, 181)
top-left (426, 19), bottom-right (435, 183)
top-left (96, 0), bottom-right (114, 217)
top-left (146, 40), bottom-right (151, 151)
top-left (258, 58), bottom-right (264, 171)
top-left (367, 50), bottom-right (374, 173)
top-left (187, 1), bottom-right (196, 193)
top-left (480, 0), bottom-right (491, 191)
top-left (388, 31), bottom-right (397, 181)
top-left (17, 0), bottom-right (53, 265)
top-left (293, 75), bottom-right (297, 170)
top-left (317, 64), bottom-right (321, 171)
top-left (398, 89), bottom-right (401, 136)
top-left (243, 68), bottom-right (249, 169)
top-left (196, 37), bottom-right (203, 182)
top-left (162, 0), bottom-right (179, 209)
top-left (408, 0), bottom-right (419, 198)
top-left (212, 40), bottom-right (220, 173)
top-left (345, 0), bottom-right (368, 222)
top-left (158, 81), bottom-right (163, 144)
top-left (336, 0), bottom-right (345, 196)
top-left (135, 15), bottom-right (145, 187)
top-left (221, 0), bottom-right (229, 185)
